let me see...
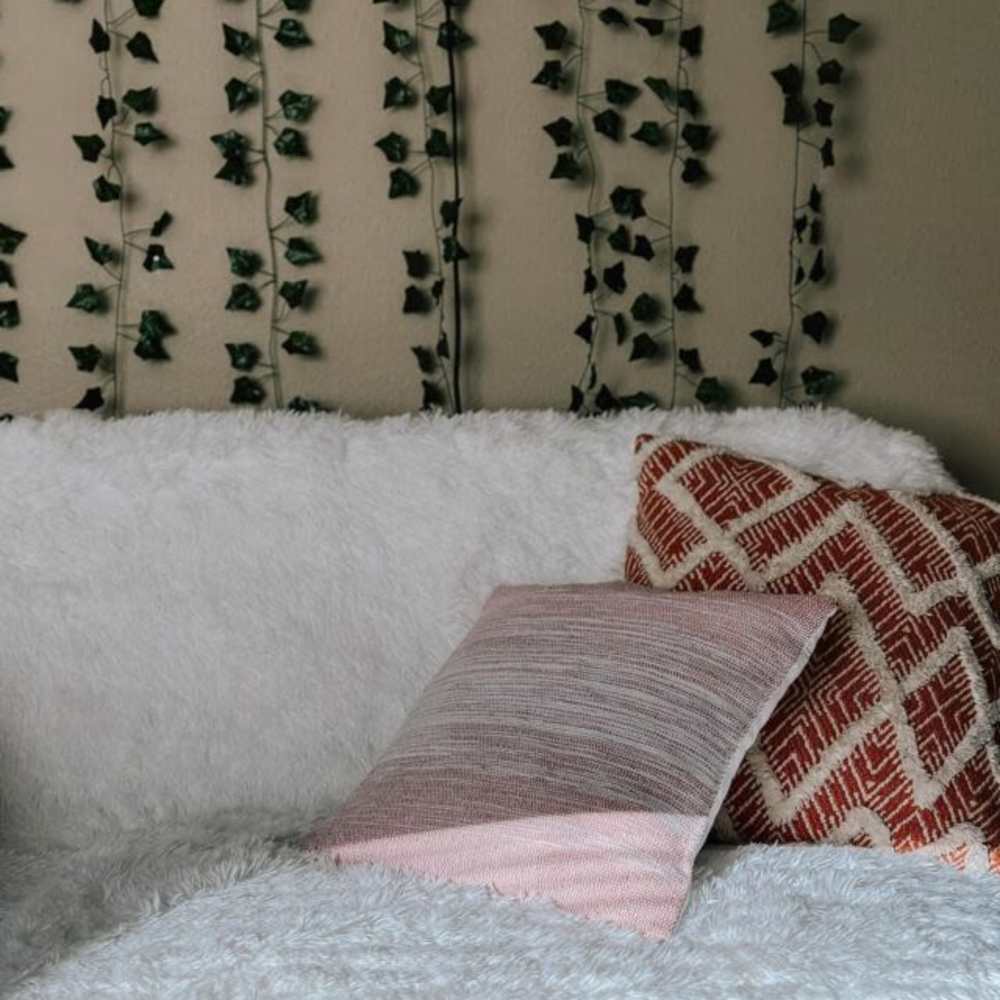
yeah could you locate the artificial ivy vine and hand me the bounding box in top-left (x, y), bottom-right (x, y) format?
top-left (61, 0), bottom-right (176, 415)
top-left (0, 42), bottom-right (22, 389)
top-left (376, 0), bottom-right (473, 414)
top-left (748, 0), bottom-right (861, 405)
top-left (534, 1), bottom-right (724, 415)
top-left (216, 0), bottom-right (325, 412)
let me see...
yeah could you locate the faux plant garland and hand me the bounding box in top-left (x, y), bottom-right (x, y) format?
top-left (63, 0), bottom-right (177, 416)
top-left (747, 0), bottom-right (862, 405)
top-left (0, 37), bottom-right (22, 389)
top-left (533, 2), bottom-right (725, 416)
top-left (376, 0), bottom-right (473, 414)
top-left (216, 0), bottom-right (325, 413)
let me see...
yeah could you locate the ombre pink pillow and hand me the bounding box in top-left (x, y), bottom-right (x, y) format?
top-left (308, 583), bottom-right (835, 938)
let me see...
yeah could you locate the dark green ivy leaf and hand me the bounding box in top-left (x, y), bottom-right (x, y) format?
top-left (605, 79), bottom-right (640, 106)
top-left (620, 391), bottom-right (658, 410)
top-left (772, 63), bottom-right (803, 95)
top-left (66, 283), bottom-right (106, 313)
top-left (442, 237), bottom-right (469, 263)
top-left (403, 285), bottom-right (431, 314)
top-left (644, 76), bottom-right (673, 106)
top-left (122, 87), bottom-right (158, 114)
top-left (425, 128), bottom-right (451, 158)
top-left (227, 247), bottom-right (262, 278)
top-left (603, 261), bottom-right (627, 294)
top-left (274, 128), bottom-right (309, 157)
top-left (766, 0), bottom-right (799, 34)
top-left (0, 260), bottom-right (13, 288)
top-left (436, 333), bottom-right (449, 360)
top-left (802, 311), bottom-right (829, 343)
top-left (285, 237), bottom-right (322, 267)
top-left (279, 90), bottom-right (315, 122)
top-left (421, 380), bottom-right (444, 411)
top-left (543, 117), bottom-right (575, 147)
top-left (583, 267), bottom-right (597, 295)
top-left (211, 129), bottom-right (250, 158)
top-left (143, 243), bottom-right (173, 271)
top-left (389, 167), bottom-right (419, 198)
top-left (437, 21), bottom-right (472, 51)
top-left (274, 18), bottom-right (311, 48)
top-left (285, 191), bottom-right (318, 224)
top-left (93, 176), bottom-right (121, 202)
top-left (550, 152), bottom-right (582, 180)
top-left (225, 342), bottom-right (261, 371)
top-left (231, 376), bottom-right (266, 405)
top-left (383, 76), bottom-right (415, 108)
top-left (608, 225), bottom-right (630, 254)
top-left (132, 0), bottom-right (164, 16)
top-left (569, 385), bottom-right (584, 413)
top-left (681, 158), bottom-right (707, 184)
top-left (801, 366), bottom-right (837, 397)
top-left (695, 376), bottom-right (728, 407)
top-left (0, 300), bottom-right (19, 328)
top-left (783, 95), bottom-right (809, 125)
top-left (817, 59), bottom-right (844, 85)
top-left (595, 384), bottom-right (620, 413)
top-left (0, 224), bottom-right (26, 255)
top-left (629, 333), bottom-right (658, 361)
top-left (598, 7), bottom-right (628, 28)
top-left (610, 185), bottom-right (645, 219)
top-left (134, 122), bottom-right (168, 146)
top-left (809, 184), bottom-right (823, 213)
top-left (137, 308), bottom-right (174, 342)
top-left (814, 98), bottom-right (834, 127)
top-left (223, 24), bottom-right (256, 58)
top-left (675, 245), bottom-right (699, 273)
top-left (215, 155), bottom-right (251, 185)
top-left (375, 131), bottom-right (408, 163)
top-left (750, 329), bottom-right (778, 348)
top-left (150, 211), bottom-right (173, 237)
top-left (575, 214), bottom-right (595, 244)
top-left (225, 282), bottom-right (261, 312)
top-left (679, 25), bottom-right (703, 56)
top-left (677, 89), bottom-right (701, 115)
top-left (287, 396), bottom-right (328, 413)
top-left (632, 235), bottom-right (655, 261)
top-left (84, 236), bottom-right (114, 265)
top-left (613, 312), bottom-right (628, 344)
top-left (75, 387), bottom-right (105, 411)
top-left (532, 61), bottom-right (565, 91)
top-left (828, 14), bottom-right (861, 43)
top-left (440, 199), bottom-right (462, 226)
top-left (821, 138), bottom-right (835, 167)
top-left (673, 283), bottom-right (700, 312)
top-left (69, 344), bottom-right (104, 372)
top-left (382, 21), bottom-right (413, 54)
top-left (225, 77), bottom-right (258, 113)
top-left (426, 85), bottom-right (453, 115)
top-left (283, 0), bottom-right (311, 11)
top-left (679, 348), bottom-right (703, 373)
top-left (593, 109), bottom-right (623, 141)
top-left (74, 134), bottom-right (106, 163)
top-left (281, 331), bottom-right (319, 356)
top-left (574, 316), bottom-right (595, 344)
top-left (89, 19), bottom-right (111, 54)
top-left (126, 32), bottom-right (158, 62)
top-left (809, 249), bottom-right (826, 283)
top-left (635, 17), bottom-right (664, 37)
top-left (96, 97), bottom-right (118, 129)
top-left (631, 293), bottom-right (659, 323)
top-left (681, 123), bottom-right (711, 151)
top-left (279, 280), bottom-right (309, 309)
top-left (632, 121), bottom-right (665, 147)
top-left (0, 147), bottom-right (15, 170)
top-left (0, 351), bottom-right (18, 383)
top-left (750, 357), bottom-right (779, 386)
top-left (534, 21), bottom-right (569, 50)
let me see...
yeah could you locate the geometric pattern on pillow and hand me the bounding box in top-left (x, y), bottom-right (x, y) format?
top-left (625, 437), bottom-right (1000, 873)
top-left (307, 583), bottom-right (835, 938)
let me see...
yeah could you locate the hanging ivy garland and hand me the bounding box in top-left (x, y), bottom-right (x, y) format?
top-left (376, 0), bottom-right (473, 414)
top-left (534, 1), bottom-right (724, 415)
top-left (216, 0), bottom-right (325, 413)
top-left (0, 39), bottom-right (22, 389)
top-left (748, 0), bottom-right (861, 405)
top-left (61, 0), bottom-right (176, 416)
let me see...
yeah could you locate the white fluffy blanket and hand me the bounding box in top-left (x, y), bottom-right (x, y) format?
top-left (5, 839), bottom-right (999, 999)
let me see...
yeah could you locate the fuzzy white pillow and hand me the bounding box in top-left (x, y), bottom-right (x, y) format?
top-left (0, 407), bottom-right (956, 848)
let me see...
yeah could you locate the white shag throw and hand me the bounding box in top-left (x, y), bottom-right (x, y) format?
top-left (5, 842), bottom-right (1000, 1000)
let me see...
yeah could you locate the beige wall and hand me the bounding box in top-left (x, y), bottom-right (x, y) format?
top-left (1, 1), bottom-right (998, 497)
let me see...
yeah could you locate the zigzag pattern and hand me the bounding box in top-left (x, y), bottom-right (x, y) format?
top-left (626, 438), bottom-right (1000, 873)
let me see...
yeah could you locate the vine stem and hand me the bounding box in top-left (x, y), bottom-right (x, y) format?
top-left (776, 0), bottom-right (808, 410)
top-left (412, 0), bottom-right (455, 415)
top-left (104, 0), bottom-right (128, 417)
top-left (442, 1), bottom-right (464, 414)
top-left (665, 0), bottom-right (685, 410)
top-left (256, 0), bottom-right (284, 409)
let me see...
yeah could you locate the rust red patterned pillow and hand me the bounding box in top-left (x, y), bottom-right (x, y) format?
top-left (625, 437), bottom-right (1000, 872)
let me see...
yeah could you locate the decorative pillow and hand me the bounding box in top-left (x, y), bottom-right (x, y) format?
top-left (626, 437), bottom-right (1000, 872)
top-left (308, 583), bottom-right (835, 938)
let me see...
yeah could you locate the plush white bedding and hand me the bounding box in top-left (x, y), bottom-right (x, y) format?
top-left (5, 839), bottom-right (1000, 999)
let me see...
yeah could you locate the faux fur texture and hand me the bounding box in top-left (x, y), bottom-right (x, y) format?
top-left (0, 407), bottom-right (956, 851)
top-left (6, 842), bottom-right (1000, 999)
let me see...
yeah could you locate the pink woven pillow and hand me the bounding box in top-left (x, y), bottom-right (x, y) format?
top-left (308, 583), bottom-right (835, 938)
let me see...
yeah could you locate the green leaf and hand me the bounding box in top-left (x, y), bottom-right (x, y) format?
top-left (818, 59), bottom-right (844, 85)
top-left (644, 76), bottom-right (674, 106)
top-left (281, 331), bottom-right (319, 356)
top-left (96, 96), bottom-right (118, 129)
top-left (412, 345), bottom-right (437, 374)
top-left (543, 117), bottom-right (575, 147)
top-left (750, 358), bottom-right (779, 386)
top-left (437, 21), bottom-right (472, 51)
top-left (274, 18), bottom-right (311, 48)
top-left (608, 225), bottom-right (630, 253)
top-left (440, 199), bottom-right (462, 227)
top-left (75, 387), bottom-right (105, 412)
top-left (283, 0), bottom-right (311, 10)
top-left (69, 344), bottom-right (104, 372)
top-left (285, 237), bottom-right (322, 267)
top-left (382, 21), bottom-right (413, 54)
top-left (0, 224), bottom-right (26, 255)
top-left (609, 185), bottom-right (645, 219)
top-left (605, 79), bottom-right (640, 106)
top-left (635, 17), bottom-right (665, 37)
top-left (150, 211), bottom-right (173, 237)
top-left (421, 380), bottom-right (444, 411)
top-left (135, 309), bottom-right (173, 360)
top-left (534, 21), bottom-right (569, 50)
top-left (66, 283), bottom-right (106, 313)
top-left (230, 376), bottom-right (266, 405)
top-left (593, 109), bottom-right (623, 142)
top-left (89, 19), bottom-right (110, 54)
top-left (673, 283), bottom-right (700, 312)
top-left (215, 155), bottom-right (252, 186)
top-left (403, 285), bottom-right (430, 314)
top-left (828, 14), bottom-right (861, 43)
top-left (375, 131), bottom-right (408, 163)
top-left (532, 61), bottom-right (565, 91)
top-left (225, 78), bottom-right (258, 113)
top-left (802, 310), bottom-right (829, 343)
top-left (603, 261), bottom-right (626, 294)
top-left (442, 237), bottom-right (469, 263)
top-left (225, 341), bottom-right (261, 372)
top-left (388, 167), bottom-right (419, 199)
top-left (550, 152), bottom-right (582, 180)
top-left (629, 333), bottom-right (658, 361)
top-left (226, 283), bottom-right (261, 312)
top-left (0, 260), bottom-right (13, 288)
top-left (679, 25), bottom-right (703, 56)
top-left (279, 280), bottom-right (309, 309)
top-left (122, 87), bottom-right (158, 114)
top-left (226, 247), bottom-right (262, 278)
top-left (426, 85), bottom-right (452, 115)
top-left (133, 0), bottom-right (164, 16)
top-left (285, 191), bottom-right (318, 224)
top-left (84, 237), bottom-right (115, 265)
top-left (801, 366), bottom-right (837, 397)
top-left (0, 300), bottom-right (19, 328)
top-left (134, 122), bottom-right (168, 146)
top-left (74, 134), bottom-right (106, 163)
top-left (0, 106), bottom-right (11, 135)
top-left (279, 90), bottom-right (315, 122)
top-left (425, 128), bottom-right (451, 159)
top-left (631, 293), bottom-right (659, 323)
top-left (599, 7), bottom-right (629, 28)
top-left (766, 1), bottom-right (799, 33)
top-left (0, 351), bottom-right (18, 383)
top-left (675, 245), bottom-right (699, 273)
top-left (695, 376), bottom-right (728, 407)
top-left (223, 24), bottom-right (256, 58)
top-left (287, 397), bottom-right (328, 413)
top-left (679, 348), bottom-right (703, 374)
top-left (273, 128), bottom-right (309, 157)
top-left (126, 31), bottom-right (158, 62)
top-left (383, 76), bottom-right (415, 109)
top-left (403, 250), bottom-right (429, 279)
top-left (143, 243), bottom-right (173, 272)
top-left (211, 130), bottom-right (250, 158)
top-left (631, 121), bottom-right (666, 147)
top-left (93, 174), bottom-right (122, 201)
top-left (681, 123), bottom-right (711, 151)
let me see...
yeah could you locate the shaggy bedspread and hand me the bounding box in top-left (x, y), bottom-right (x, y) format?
top-left (3, 832), bottom-right (999, 999)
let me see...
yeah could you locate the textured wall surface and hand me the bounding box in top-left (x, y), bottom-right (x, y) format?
top-left (0, 1), bottom-right (997, 497)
